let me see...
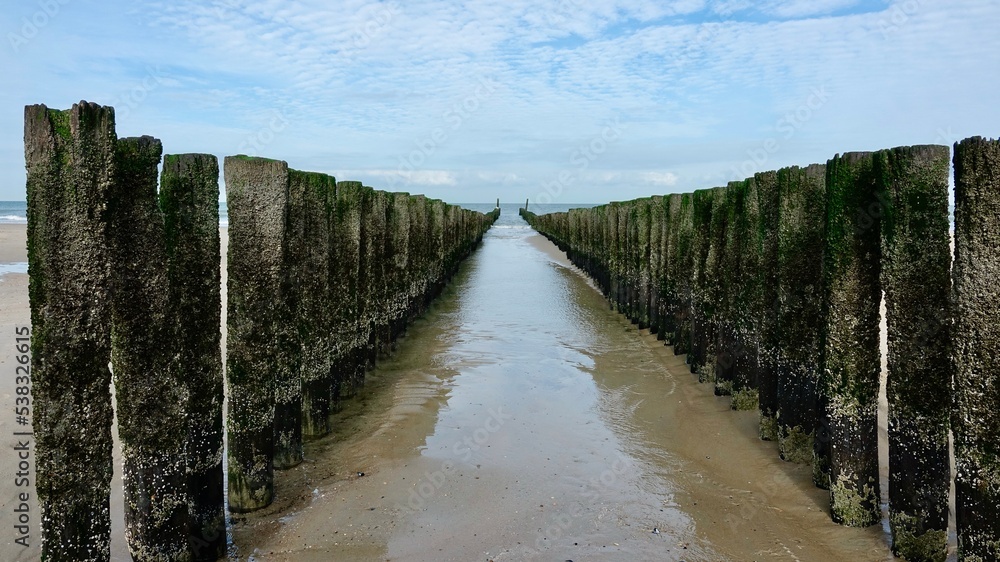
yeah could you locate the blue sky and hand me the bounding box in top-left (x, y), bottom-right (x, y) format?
top-left (2, 0), bottom-right (998, 203)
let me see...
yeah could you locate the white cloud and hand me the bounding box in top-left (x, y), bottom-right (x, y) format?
top-left (639, 172), bottom-right (680, 186)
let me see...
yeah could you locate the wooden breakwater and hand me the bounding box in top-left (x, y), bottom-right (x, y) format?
top-left (24, 101), bottom-right (499, 562)
top-left (520, 140), bottom-right (999, 562)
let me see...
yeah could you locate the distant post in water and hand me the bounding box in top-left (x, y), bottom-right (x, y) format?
top-left (952, 136), bottom-right (1000, 562)
top-left (25, 102), bottom-right (117, 561)
top-left (160, 153), bottom-right (226, 560)
top-left (225, 156), bottom-right (290, 512)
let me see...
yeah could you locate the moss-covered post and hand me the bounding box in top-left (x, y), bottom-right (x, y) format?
top-left (25, 102), bottom-right (116, 561)
top-left (109, 136), bottom-right (191, 561)
top-left (775, 164), bottom-right (826, 466)
top-left (755, 170), bottom-right (781, 440)
top-left (272, 169), bottom-right (303, 471)
top-left (428, 198), bottom-right (446, 302)
top-left (822, 152), bottom-right (881, 525)
top-left (407, 195), bottom-right (429, 322)
top-left (225, 155), bottom-right (289, 512)
top-left (388, 192), bottom-right (411, 344)
top-left (375, 190), bottom-right (395, 357)
top-left (333, 181), bottom-right (364, 399)
top-left (160, 153), bottom-right (226, 560)
top-left (718, 181), bottom-right (751, 398)
top-left (952, 137), bottom-right (1000, 562)
top-left (355, 184), bottom-right (379, 376)
top-left (710, 185), bottom-right (734, 395)
top-left (732, 177), bottom-right (761, 411)
top-left (649, 196), bottom-right (665, 337)
top-left (690, 188), bottom-right (716, 378)
top-left (289, 171), bottom-right (333, 440)
top-left (670, 193), bottom-right (694, 355)
top-left (636, 198), bottom-right (652, 329)
top-left (874, 145), bottom-right (951, 560)
top-left (607, 203), bottom-right (621, 311)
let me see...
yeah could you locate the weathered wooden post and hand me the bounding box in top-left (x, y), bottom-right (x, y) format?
top-left (225, 155), bottom-right (290, 512)
top-left (649, 196), bottom-right (665, 337)
top-left (670, 193), bottom-right (695, 355)
top-left (710, 184), bottom-right (734, 395)
top-left (607, 202), bottom-right (621, 311)
top-left (875, 145), bottom-right (951, 559)
top-left (774, 164), bottom-right (826, 469)
top-left (273, 168), bottom-right (303, 470)
top-left (755, 170), bottom-right (781, 440)
top-left (636, 198), bottom-right (652, 329)
top-left (716, 181), bottom-right (746, 398)
top-left (732, 176), bottom-right (762, 411)
top-left (660, 194), bottom-right (681, 344)
top-left (690, 188), bottom-right (716, 378)
top-left (388, 192), bottom-right (411, 344)
top-left (289, 171), bottom-right (333, 440)
top-left (407, 195), bottom-right (428, 321)
top-left (333, 181), bottom-right (364, 398)
top-left (952, 136), bottom-right (1000, 562)
top-left (822, 152), bottom-right (881, 525)
top-left (25, 102), bottom-right (117, 561)
top-left (109, 136), bottom-right (191, 561)
top-left (160, 153), bottom-right (226, 560)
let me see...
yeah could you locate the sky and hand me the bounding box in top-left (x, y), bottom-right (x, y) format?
top-left (2, 0), bottom-right (998, 204)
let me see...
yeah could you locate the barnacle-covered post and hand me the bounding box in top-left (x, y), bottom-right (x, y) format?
top-left (822, 152), bottom-right (881, 525)
top-left (225, 155), bottom-right (290, 511)
top-left (25, 102), bottom-right (117, 561)
top-left (951, 136), bottom-right (1000, 562)
top-left (160, 153), bottom-right (226, 560)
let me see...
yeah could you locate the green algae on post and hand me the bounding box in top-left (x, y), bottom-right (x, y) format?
top-left (952, 137), bottom-right (1000, 562)
top-left (754, 170), bottom-right (780, 440)
top-left (288, 170), bottom-right (334, 441)
top-left (224, 155), bottom-right (290, 512)
top-left (160, 153), bottom-right (226, 561)
top-left (822, 151), bottom-right (881, 524)
top-left (110, 136), bottom-right (193, 561)
top-left (689, 188), bottom-right (716, 376)
top-left (25, 101), bottom-right (117, 561)
top-left (774, 164), bottom-right (826, 468)
top-left (875, 145), bottom-right (951, 559)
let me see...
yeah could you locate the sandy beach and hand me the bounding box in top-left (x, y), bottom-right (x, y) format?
top-left (0, 222), bottom-right (956, 561)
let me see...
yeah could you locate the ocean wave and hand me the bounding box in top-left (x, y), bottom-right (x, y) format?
top-left (0, 215), bottom-right (27, 223)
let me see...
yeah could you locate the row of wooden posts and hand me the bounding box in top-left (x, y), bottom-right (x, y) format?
top-left (520, 140), bottom-right (999, 562)
top-left (24, 101), bottom-right (499, 561)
